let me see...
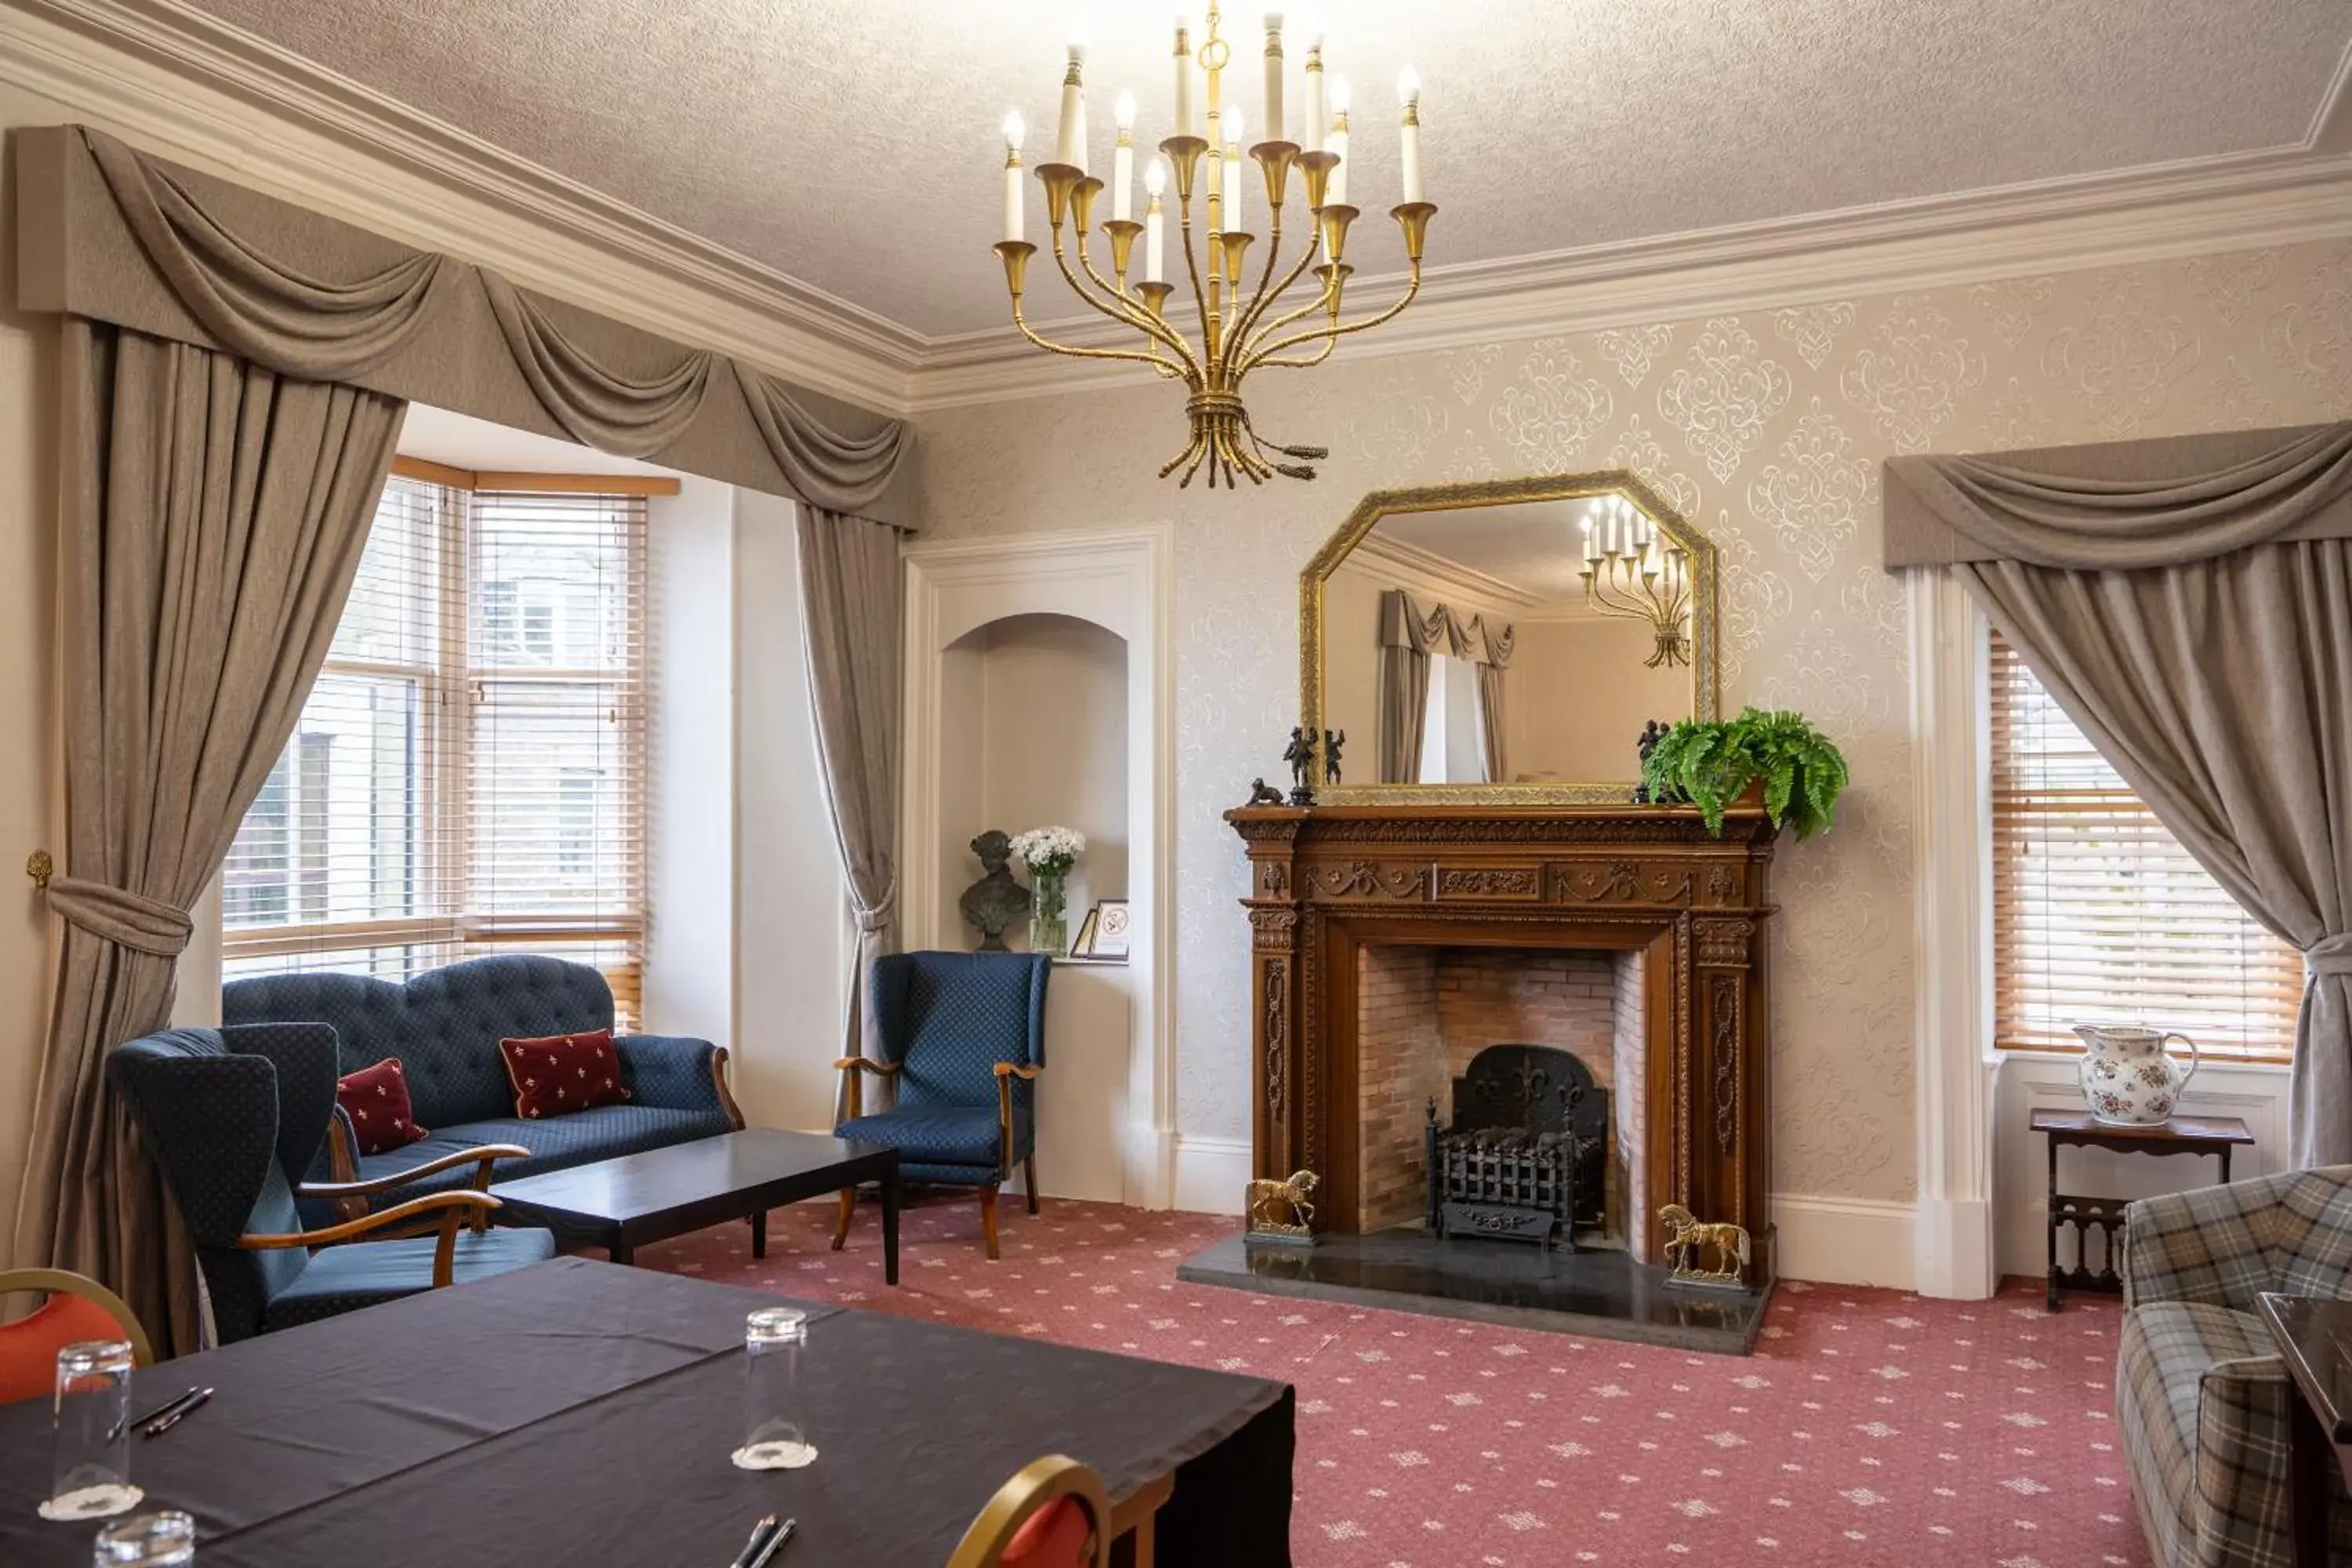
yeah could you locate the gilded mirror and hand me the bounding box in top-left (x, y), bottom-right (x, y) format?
top-left (1301, 474), bottom-right (1720, 804)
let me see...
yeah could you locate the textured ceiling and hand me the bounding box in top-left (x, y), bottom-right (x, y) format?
top-left (1378, 500), bottom-right (1604, 605)
top-left (182, 0), bottom-right (2347, 339)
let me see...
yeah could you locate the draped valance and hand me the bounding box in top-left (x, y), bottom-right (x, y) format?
top-left (1881, 421), bottom-right (2352, 571)
top-left (1376, 588), bottom-right (1515, 666)
top-left (14, 125), bottom-right (914, 525)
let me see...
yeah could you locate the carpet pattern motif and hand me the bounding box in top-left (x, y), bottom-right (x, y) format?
top-left (641, 1198), bottom-right (2148, 1567)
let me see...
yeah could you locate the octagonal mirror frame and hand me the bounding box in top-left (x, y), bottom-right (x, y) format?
top-left (1298, 471), bottom-right (1722, 805)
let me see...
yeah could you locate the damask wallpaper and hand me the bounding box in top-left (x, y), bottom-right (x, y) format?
top-left (909, 238), bottom-right (2352, 1205)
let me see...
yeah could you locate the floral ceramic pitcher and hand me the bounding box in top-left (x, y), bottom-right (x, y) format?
top-left (2073, 1024), bottom-right (2199, 1127)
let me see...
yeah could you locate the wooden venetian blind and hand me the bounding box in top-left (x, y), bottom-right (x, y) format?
top-left (222, 473), bottom-right (649, 1026)
top-left (1989, 629), bottom-right (2301, 1059)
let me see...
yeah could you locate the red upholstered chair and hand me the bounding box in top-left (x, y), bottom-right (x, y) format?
top-left (0, 1269), bottom-right (154, 1406)
top-left (946, 1455), bottom-right (1110, 1568)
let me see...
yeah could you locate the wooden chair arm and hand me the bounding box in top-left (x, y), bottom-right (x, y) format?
top-left (835, 1056), bottom-right (900, 1120)
top-left (299, 1143), bottom-right (532, 1201)
top-left (239, 1190), bottom-right (499, 1250)
top-left (994, 1063), bottom-right (1042, 1175)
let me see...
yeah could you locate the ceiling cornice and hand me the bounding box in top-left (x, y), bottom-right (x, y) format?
top-left (8, 0), bottom-right (2352, 420)
top-left (0, 0), bottom-right (924, 412)
top-left (1344, 531), bottom-right (1547, 613)
top-left (913, 132), bottom-right (2352, 410)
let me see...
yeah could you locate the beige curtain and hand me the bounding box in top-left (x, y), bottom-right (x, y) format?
top-left (1964, 548), bottom-right (2352, 1164)
top-left (1885, 424), bottom-right (2352, 1165)
top-left (795, 508), bottom-right (903, 1069)
top-left (28, 125), bottom-right (914, 524)
top-left (13, 320), bottom-right (405, 1354)
top-left (1377, 590), bottom-right (1436, 783)
top-left (1375, 589), bottom-right (1514, 784)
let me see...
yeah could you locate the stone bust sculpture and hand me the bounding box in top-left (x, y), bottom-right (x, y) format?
top-left (959, 829), bottom-right (1032, 952)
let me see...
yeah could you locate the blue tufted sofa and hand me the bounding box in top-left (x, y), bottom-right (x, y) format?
top-left (220, 956), bottom-right (741, 1221)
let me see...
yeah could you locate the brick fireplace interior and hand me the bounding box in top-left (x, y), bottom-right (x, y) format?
top-left (1358, 946), bottom-right (1648, 1256)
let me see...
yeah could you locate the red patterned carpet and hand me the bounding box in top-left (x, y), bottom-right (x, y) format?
top-left (641, 1197), bottom-right (2147, 1568)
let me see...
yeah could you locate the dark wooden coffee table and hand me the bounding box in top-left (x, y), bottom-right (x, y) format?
top-left (2257, 1294), bottom-right (2352, 1566)
top-left (489, 1129), bottom-right (900, 1282)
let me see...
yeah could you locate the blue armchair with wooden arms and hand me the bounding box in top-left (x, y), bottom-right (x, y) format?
top-left (832, 951), bottom-right (1051, 1260)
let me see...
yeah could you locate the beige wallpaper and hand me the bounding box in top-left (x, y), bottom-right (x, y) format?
top-left (911, 239), bottom-right (2352, 1205)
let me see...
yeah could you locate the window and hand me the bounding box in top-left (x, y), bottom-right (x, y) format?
top-left (1990, 629), bottom-right (2301, 1059)
top-left (222, 471), bottom-right (648, 1024)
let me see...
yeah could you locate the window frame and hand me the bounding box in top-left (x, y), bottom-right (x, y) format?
top-left (1985, 624), bottom-right (2301, 1065)
top-left (220, 473), bottom-right (648, 1018)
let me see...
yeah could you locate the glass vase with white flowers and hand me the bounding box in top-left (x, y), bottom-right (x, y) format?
top-left (1007, 826), bottom-right (1086, 956)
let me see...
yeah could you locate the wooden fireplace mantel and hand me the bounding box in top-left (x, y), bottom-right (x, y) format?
top-left (1226, 800), bottom-right (1779, 1279)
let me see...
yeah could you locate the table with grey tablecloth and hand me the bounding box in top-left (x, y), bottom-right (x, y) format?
top-left (0, 1256), bottom-right (1294, 1566)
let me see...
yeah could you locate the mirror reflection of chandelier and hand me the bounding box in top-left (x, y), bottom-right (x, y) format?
top-left (989, 4), bottom-right (1438, 488)
top-left (1579, 495), bottom-right (1692, 668)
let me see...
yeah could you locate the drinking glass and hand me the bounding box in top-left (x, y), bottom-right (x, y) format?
top-left (41, 1341), bottom-right (141, 1521)
top-left (93, 1512), bottom-right (196, 1566)
top-left (731, 1306), bottom-right (815, 1470)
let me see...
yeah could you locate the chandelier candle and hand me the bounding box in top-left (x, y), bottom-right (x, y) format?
top-left (1301, 32), bottom-right (1325, 152)
top-left (1112, 91), bottom-right (1136, 220)
top-left (989, 0), bottom-right (1436, 487)
top-left (1327, 77), bottom-right (1350, 203)
top-left (1398, 67), bottom-right (1424, 202)
top-left (1174, 23), bottom-right (1194, 138)
top-left (1002, 112), bottom-right (1025, 243)
top-left (1262, 13), bottom-right (1283, 140)
top-left (1056, 40), bottom-right (1087, 172)
top-left (1145, 160), bottom-right (1167, 281)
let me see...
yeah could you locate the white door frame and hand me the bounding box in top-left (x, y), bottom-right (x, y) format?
top-left (900, 524), bottom-right (1178, 1209)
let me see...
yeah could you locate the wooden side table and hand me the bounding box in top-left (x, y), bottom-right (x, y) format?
top-left (2032, 1108), bottom-right (2254, 1311)
top-left (2255, 1294), bottom-right (2352, 1567)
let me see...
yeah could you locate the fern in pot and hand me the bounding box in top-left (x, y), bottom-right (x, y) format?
top-left (1639, 708), bottom-right (1850, 839)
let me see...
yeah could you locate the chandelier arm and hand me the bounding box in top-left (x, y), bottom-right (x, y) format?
top-left (1246, 334), bottom-right (1340, 372)
top-left (1174, 201), bottom-right (1216, 364)
top-left (1069, 246), bottom-right (1200, 373)
top-left (1010, 302), bottom-right (1186, 373)
top-left (1238, 266), bottom-right (1423, 372)
top-left (1234, 274), bottom-right (1341, 361)
top-left (1052, 236), bottom-right (1200, 372)
top-left (1221, 215), bottom-right (1294, 373)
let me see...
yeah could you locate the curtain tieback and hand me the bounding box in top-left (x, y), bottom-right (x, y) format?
top-left (45, 875), bottom-right (194, 959)
top-left (2307, 933), bottom-right (2352, 979)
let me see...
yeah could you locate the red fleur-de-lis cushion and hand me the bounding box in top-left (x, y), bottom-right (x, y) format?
top-left (498, 1029), bottom-right (631, 1120)
top-left (334, 1058), bottom-right (430, 1156)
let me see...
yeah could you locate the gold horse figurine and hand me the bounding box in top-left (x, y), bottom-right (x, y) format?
top-left (1658, 1203), bottom-right (1751, 1288)
top-left (1246, 1171), bottom-right (1319, 1239)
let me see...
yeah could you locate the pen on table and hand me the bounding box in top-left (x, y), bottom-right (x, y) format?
top-left (113, 1386), bottom-right (202, 1443)
top-left (728, 1514), bottom-right (778, 1568)
top-left (746, 1518), bottom-right (796, 1568)
top-left (143, 1387), bottom-right (213, 1439)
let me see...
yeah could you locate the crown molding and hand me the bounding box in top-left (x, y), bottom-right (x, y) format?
top-left (0, 0), bottom-right (922, 412)
top-left (8, 0), bottom-right (2352, 421)
top-left (1342, 530), bottom-right (1548, 614)
top-left (909, 140), bottom-right (2352, 410)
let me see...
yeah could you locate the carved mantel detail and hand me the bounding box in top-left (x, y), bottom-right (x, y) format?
top-left (1227, 800), bottom-right (1779, 1283)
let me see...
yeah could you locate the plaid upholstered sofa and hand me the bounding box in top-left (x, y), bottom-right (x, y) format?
top-left (2119, 1167), bottom-right (2352, 1568)
top-left (221, 956), bottom-right (742, 1222)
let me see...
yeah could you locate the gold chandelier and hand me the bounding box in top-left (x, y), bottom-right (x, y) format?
top-left (1581, 495), bottom-right (1693, 668)
top-left (991, 5), bottom-right (1437, 488)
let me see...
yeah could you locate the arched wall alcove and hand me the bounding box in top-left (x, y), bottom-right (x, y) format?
top-left (902, 525), bottom-right (1174, 1209)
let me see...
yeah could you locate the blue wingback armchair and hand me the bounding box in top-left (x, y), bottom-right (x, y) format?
top-left (223, 956), bottom-right (741, 1223)
top-left (833, 952), bottom-right (1051, 1260)
top-left (110, 1023), bottom-right (556, 1345)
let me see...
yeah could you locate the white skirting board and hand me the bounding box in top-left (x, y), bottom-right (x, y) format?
top-left (1769, 1195), bottom-right (1920, 1291)
top-left (1171, 1136), bottom-right (1252, 1215)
